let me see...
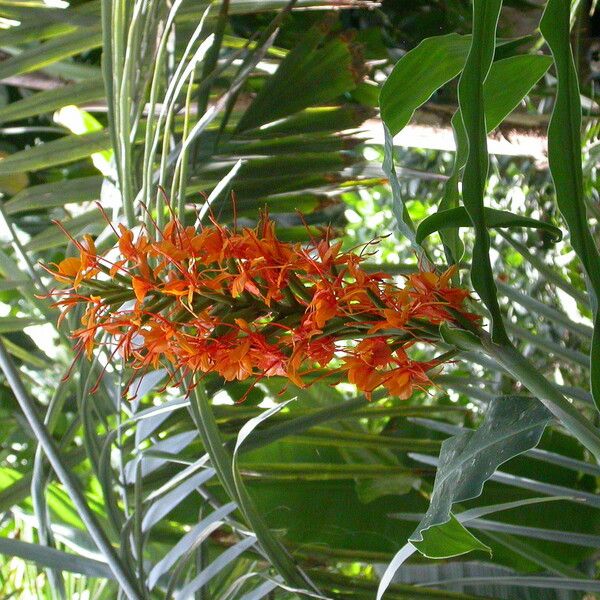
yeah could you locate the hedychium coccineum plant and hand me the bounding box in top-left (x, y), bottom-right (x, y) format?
top-left (377, 0), bottom-right (600, 466)
top-left (43, 201), bottom-right (479, 405)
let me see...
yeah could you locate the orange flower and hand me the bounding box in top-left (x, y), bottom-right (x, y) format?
top-left (44, 202), bottom-right (477, 401)
top-left (213, 338), bottom-right (253, 381)
top-left (304, 285), bottom-right (339, 330)
top-left (132, 277), bottom-right (154, 303)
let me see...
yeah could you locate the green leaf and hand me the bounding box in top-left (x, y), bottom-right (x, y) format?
top-left (439, 322), bottom-right (483, 352)
top-left (416, 207), bottom-right (563, 244)
top-left (236, 18), bottom-right (359, 132)
top-left (24, 209), bottom-right (103, 253)
top-left (457, 0), bottom-right (508, 344)
top-left (0, 80), bottom-right (105, 125)
top-left (484, 54), bottom-right (552, 131)
top-left (380, 33), bottom-right (471, 136)
top-left (4, 176), bottom-right (103, 215)
top-left (0, 317), bottom-right (45, 333)
top-left (380, 36), bottom-right (551, 137)
top-left (382, 124), bottom-right (424, 258)
top-left (191, 386), bottom-right (319, 593)
top-left (0, 26), bottom-right (102, 81)
top-left (540, 0), bottom-right (600, 412)
top-left (416, 515), bottom-right (490, 559)
top-left (437, 54), bottom-right (551, 263)
top-left (0, 131), bottom-right (111, 175)
top-left (410, 396), bottom-right (552, 558)
top-left (0, 537), bottom-right (113, 580)
top-left (355, 474), bottom-right (417, 503)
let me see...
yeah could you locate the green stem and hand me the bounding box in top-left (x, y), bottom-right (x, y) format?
top-left (482, 337), bottom-right (600, 461)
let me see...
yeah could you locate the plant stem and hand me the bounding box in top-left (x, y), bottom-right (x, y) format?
top-left (482, 337), bottom-right (600, 462)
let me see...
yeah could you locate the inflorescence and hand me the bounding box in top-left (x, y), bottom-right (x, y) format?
top-left (44, 208), bottom-right (478, 400)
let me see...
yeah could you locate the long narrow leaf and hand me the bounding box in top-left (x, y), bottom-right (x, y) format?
top-left (540, 0), bottom-right (600, 410)
top-left (457, 0), bottom-right (507, 343)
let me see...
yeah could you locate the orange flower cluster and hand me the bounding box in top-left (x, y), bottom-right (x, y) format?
top-left (45, 211), bottom-right (477, 400)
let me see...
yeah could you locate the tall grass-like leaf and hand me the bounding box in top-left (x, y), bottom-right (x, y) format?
top-left (147, 502), bottom-right (236, 588)
top-left (0, 26), bottom-right (102, 80)
top-left (0, 131), bottom-right (111, 175)
top-left (0, 538), bottom-right (113, 580)
top-left (191, 386), bottom-right (319, 593)
top-left (0, 80), bottom-right (104, 124)
top-left (175, 536), bottom-right (258, 600)
top-left (4, 176), bottom-right (103, 215)
top-left (0, 340), bottom-right (143, 599)
top-left (457, 0), bottom-right (508, 343)
top-left (540, 0), bottom-right (600, 411)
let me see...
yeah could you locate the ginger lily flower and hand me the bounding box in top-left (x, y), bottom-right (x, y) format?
top-left (44, 207), bottom-right (478, 401)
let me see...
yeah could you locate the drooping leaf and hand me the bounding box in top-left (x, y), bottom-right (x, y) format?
top-left (540, 0), bottom-right (600, 412)
top-left (0, 537), bottom-right (113, 580)
top-left (410, 396), bottom-right (552, 558)
top-left (379, 33), bottom-right (471, 136)
top-left (416, 207), bottom-right (562, 245)
top-left (457, 0), bottom-right (508, 343)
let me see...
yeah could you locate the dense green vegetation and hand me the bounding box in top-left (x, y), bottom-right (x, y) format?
top-left (1, 1), bottom-right (600, 599)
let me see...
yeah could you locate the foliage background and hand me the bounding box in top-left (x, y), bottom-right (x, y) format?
top-left (1, 0), bottom-right (600, 599)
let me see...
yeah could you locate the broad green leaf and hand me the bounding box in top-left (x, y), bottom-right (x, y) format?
top-left (380, 37), bottom-right (550, 137)
top-left (416, 515), bottom-right (490, 559)
top-left (416, 207), bottom-right (562, 244)
top-left (484, 55), bottom-right (552, 131)
top-left (437, 54), bottom-right (551, 262)
top-left (457, 0), bottom-right (508, 343)
top-left (410, 396), bottom-right (552, 558)
top-left (380, 33), bottom-right (471, 136)
top-left (540, 0), bottom-right (600, 412)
